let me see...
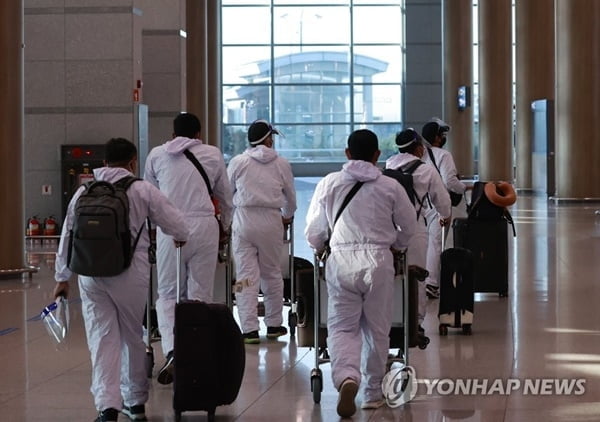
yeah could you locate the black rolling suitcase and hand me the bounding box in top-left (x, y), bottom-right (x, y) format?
top-left (172, 247), bottom-right (245, 422)
top-left (453, 181), bottom-right (516, 296)
top-left (438, 243), bottom-right (475, 336)
top-left (453, 218), bottom-right (509, 295)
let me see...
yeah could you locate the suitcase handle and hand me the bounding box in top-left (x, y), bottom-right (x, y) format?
top-left (176, 245), bottom-right (182, 304)
top-left (441, 223), bottom-right (445, 251)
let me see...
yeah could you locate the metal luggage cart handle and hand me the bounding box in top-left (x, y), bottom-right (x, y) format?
top-left (392, 249), bottom-right (409, 367)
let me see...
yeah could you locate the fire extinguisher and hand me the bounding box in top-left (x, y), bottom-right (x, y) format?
top-left (44, 215), bottom-right (58, 236)
top-left (27, 216), bottom-right (41, 236)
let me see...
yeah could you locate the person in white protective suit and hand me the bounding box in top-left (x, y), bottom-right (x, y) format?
top-left (421, 118), bottom-right (472, 299)
top-left (385, 128), bottom-right (451, 331)
top-left (144, 113), bottom-right (233, 384)
top-left (305, 129), bottom-right (417, 417)
top-left (227, 119), bottom-right (297, 344)
top-left (53, 138), bottom-right (189, 422)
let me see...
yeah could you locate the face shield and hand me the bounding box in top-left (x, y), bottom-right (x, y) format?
top-left (41, 296), bottom-right (70, 345)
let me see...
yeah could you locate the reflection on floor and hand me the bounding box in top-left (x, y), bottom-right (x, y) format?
top-left (3, 180), bottom-right (600, 421)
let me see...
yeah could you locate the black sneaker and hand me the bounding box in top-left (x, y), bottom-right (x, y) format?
top-left (266, 326), bottom-right (288, 339)
top-left (122, 404), bottom-right (147, 421)
top-left (426, 283), bottom-right (440, 299)
top-left (157, 350), bottom-right (174, 385)
top-left (94, 408), bottom-right (118, 422)
top-left (242, 330), bottom-right (260, 344)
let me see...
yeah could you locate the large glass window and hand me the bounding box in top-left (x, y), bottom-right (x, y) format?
top-left (221, 1), bottom-right (405, 169)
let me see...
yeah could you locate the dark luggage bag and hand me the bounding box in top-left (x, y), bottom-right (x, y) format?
top-left (283, 256), bottom-right (313, 303)
top-left (453, 217), bottom-right (510, 296)
top-left (438, 246), bottom-right (475, 335)
top-left (172, 248), bottom-right (245, 422)
top-left (294, 257), bottom-right (328, 348)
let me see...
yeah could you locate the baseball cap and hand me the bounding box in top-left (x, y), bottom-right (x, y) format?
top-left (421, 117), bottom-right (450, 143)
top-left (247, 120), bottom-right (280, 145)
top-left (395, 128), bottom-right (423, 148)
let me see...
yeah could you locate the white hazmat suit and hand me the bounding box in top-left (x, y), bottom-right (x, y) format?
top-left (144, 136), bottom-right (233, 355)
top-left (423, 145), bottom-right (467, 289)
top-left (55, 166), bottom-right (189, 412)
top-left (385, 153), bottom-right (451, 325)
top-left (227, 145), bottom-right (296, 334)
top-left (305, 160), bottom-right (416, 403)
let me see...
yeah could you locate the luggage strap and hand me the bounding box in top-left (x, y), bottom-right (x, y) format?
top-left (324, 181), bottom-right (364, 257)
top-left (183, 149), bottom-right (214, 197)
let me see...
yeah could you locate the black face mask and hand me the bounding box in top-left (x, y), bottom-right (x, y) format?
top-left (439, 135), bottom-right (447, 148)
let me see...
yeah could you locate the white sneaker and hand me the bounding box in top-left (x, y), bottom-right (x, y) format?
top-left (361, 398), bottom-right (385, 410)
top-left (426, 283), bottom-right (440, 299)
top-left (337, 378), bottom-right (358, 418)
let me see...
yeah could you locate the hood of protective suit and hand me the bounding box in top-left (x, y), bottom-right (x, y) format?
top-left (244, 145), bottom-right (278, 163)
top-left (342, 160), bottom-right (381, 182)
top-left (385, 152), bottom-right (420, 170)
top-left (165, 136), bottom-right (202, 154)
top-left (93, 166), bottom-right (132, 183)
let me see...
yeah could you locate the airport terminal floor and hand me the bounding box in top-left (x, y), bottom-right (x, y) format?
top-left (3, 178), bottom-right (600, 421)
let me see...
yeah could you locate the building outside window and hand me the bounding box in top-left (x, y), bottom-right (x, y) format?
top-left (221, 0), bottom-right (406, 173)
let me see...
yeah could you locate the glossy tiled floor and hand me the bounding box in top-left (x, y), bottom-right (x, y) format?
top-left (3, 180), bottom-right (600, 421)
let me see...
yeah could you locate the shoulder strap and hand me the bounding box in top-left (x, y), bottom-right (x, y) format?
top-left (324, 181), bottom-right (363, 254)
top-left (114, 175), bottom-right (141, 191)
top-left (333, 181), bottom-right (364, 227)
top-left (398, 160), bottom-right (428, 221)
top-left (183, 149), bottom-right (213, 197)
top-left (427, 147), bottom-right (441, 175)
top-left (115, 175), bottom-right (144, 250)
top-left (399, 159), bottom-right (424, 175)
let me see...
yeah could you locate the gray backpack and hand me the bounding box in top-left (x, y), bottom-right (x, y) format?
top-left (67, 176), bottom-right (143, 277)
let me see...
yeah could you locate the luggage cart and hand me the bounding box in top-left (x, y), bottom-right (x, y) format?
top-left (145, 219), bottom-right (158, 378)
top-left (309, 250), bottom-right (410, 404)
top-left (282, 221), bottom-right (297, 336)
top-left (387, 249), bottom-right (411, 371)
top-left (224, 241), bottom-right (234, 310)
top-left (212, 236), bottom-right (235, 310)
top-left (310, 252), bottom-right (328, 404)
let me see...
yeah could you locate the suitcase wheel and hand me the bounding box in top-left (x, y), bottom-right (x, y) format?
top-left (462, 324), bottom-right (472, 335)
top-left (439, 324), bottom-right (449, 336)
top-left (311, 369), bottom-right (323, 404)
top-left (288, 309), bottom-right (297, 337)
top-left (499, 291), bottom-right (508, 298)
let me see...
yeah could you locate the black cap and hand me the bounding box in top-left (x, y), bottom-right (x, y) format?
top-left (421, 117), bottom-right (450, 143)
top-left (247, 120), bottom-right (280, 145)
top-left (395, 128), bottom-right (423, 148)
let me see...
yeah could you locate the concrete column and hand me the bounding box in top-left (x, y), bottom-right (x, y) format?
top-left (205, 1), bottom-right (221, 148)
top-left (555, 0), bottom-right (600, 199)
top-left (186, 0), bottom-right (220, 147)
top-left (478, 0), bottom-right (513, 181)
top-left (139, 0), bottom-right (187, 149)
top-left (515, 0), bottom-right (554, 191)
top-left (443, 0), bottom-right (474, 177)
top-left (186, 0), bottom-right (206, 130)
top-left (0, 1), bottom-right (25, 272)
top-left (403, 0), bottom-right (443, 131)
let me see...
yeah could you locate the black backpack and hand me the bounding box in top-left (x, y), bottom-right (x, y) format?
top-left (383, 159), bottom-right (426, 215)
top-left (67, 176), bottom-right (143, 277)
